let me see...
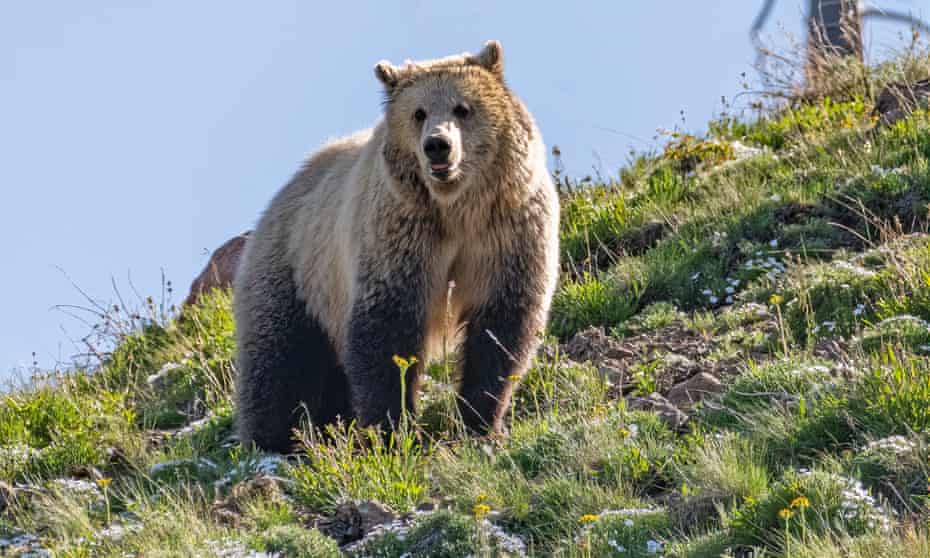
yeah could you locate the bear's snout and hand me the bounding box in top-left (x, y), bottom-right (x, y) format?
top-left (423, 136), bottom-right (452, 164)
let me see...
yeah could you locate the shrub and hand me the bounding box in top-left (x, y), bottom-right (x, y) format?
top-left (581, 508), bottom-right (670, 558)
top-left (347, 511), bottom-right (529, 558)
top-left (0, 374), bottom-right (135, 481)
top-left (288, 422), bottom-right (430, 513)
top-left (850, 349), bottom-right (930, 437)
top-left (730, 468), bottom-right (890, 551)
top-left (256, 525), bottom-right (341, 558)
top-left (512, 351), bottom-right (607, 420)
top-left (550, 273), bottom-right (638, 338)
top-left (847, 435), bottom-right (928, 512)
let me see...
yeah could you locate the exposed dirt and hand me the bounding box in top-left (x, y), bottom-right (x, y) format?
top-left (562, 321), bottom-right (756, 428)
top-left (563, 323), bottom-right (743, 395)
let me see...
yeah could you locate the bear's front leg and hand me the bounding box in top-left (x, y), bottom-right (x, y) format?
top-left (345, 257), bottom-right (428, 430)
top-left (459, 254), bottom-right (548, 434)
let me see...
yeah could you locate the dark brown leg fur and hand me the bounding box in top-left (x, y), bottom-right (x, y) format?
top-left (236, 269), bottom-right (351, 453)
top-left (344, 263), bottom-right (427, 430)
top-left (458, 255), bottom-right (541, 434)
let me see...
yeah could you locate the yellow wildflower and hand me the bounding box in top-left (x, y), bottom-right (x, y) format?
top-left (473, 503), bottom-right (491, 519)
top-left (392, 355), bottom-right (418, 369)
top-left (769, 294), bottom-right (784, 306)
top-left (578, 514), bottom-right (599, 524)
top-left (778, 508), bottom-right (794, 520)
top-left (790, 496), bottom-right (810, 509)
top-left (96, 478), bottom-right (112, 489)
top-left (475, 494), bottom-right (488, 503)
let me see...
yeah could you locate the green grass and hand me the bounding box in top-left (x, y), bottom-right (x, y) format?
top-left (10, 50), bottom-right (930, 556)
top-left (288, 421), bottom-right (431, 513)
top-left (0, 372), bottom-right (137, 481)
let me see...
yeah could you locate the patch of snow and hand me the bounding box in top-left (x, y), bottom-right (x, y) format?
top-left (51, 478), bottom-right (99, 495)
top-left (146, 362), bottom-right (181, 385)
top-left (150, 458), bottom-right (217, 476)
top-left (731, 140), bottom-right (764, 161)
top-left (204, 538), bottom-right (279, 558)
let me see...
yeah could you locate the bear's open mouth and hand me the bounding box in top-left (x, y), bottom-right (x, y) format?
top-left (429, 162), bottom-right (459, 181)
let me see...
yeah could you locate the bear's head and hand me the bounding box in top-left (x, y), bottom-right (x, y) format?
top-left (375, 41), bottom-right (525, 206)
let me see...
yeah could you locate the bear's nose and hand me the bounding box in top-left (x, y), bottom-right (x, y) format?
top-left (423, 136), bottom-right (452, 163)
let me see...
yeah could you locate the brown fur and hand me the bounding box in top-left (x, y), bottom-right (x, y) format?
top-left (234, 41), bottom-right (559, 452)
top-left (184, 232), bottom-right (251, 307)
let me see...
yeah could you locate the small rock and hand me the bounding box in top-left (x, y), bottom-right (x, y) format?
top-left (415, 500), bottom-right (437, 512)
top-left (666, 372), bottom-right (723, 412)
top-left (597, 358), bottom-right (624, 385)
top-left (660, 353), bottom-right (697, 371)
top-left (565, 326), bottom-right (609, 362)
top-left (356, 500), bottom-right (396, 529)
top-left (564, 326), bottom-right (635, 363)
top-left (659, 353), bottom-right (701, 384)
top-left (628, 393), bottom-right (688, 430)
top-left (318, 500), bottom-right (396, 545)
top-left (66, 465), bottom-right (103, 481)
top-left (211, 475), bottom-right (284, 527)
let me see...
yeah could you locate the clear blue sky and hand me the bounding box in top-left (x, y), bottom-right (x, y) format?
top-left (0, 2), bottom-right (917, 379)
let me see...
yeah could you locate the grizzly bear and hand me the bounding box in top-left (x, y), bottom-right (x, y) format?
top-left (234, 41), bottom-right (560, 452)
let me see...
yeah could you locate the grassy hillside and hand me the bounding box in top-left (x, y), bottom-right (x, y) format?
top-left (7, 55), bottom-right (930, 557)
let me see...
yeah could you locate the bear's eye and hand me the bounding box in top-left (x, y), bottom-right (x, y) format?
top-left (453, 103), bottom-right (471, 119)
top-left (414, 108), bottom-right (426, 123)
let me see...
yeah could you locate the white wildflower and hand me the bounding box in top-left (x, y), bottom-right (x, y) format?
top-left (608, 539), bottom-right (627, 552)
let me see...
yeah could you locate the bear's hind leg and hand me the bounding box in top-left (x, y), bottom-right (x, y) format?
top-left (235, 271), bottom-right (349, 453)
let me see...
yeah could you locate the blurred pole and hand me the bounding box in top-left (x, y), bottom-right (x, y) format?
top-left (807, 0), bottom-right (863, 62)
top-left (806, 0), bottom-right (863, 89)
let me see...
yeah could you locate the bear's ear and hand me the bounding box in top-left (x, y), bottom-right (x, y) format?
top-left (374, 60), bottom-right (400, 89)
top-left (471, 40), bottom-right (504, 78)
